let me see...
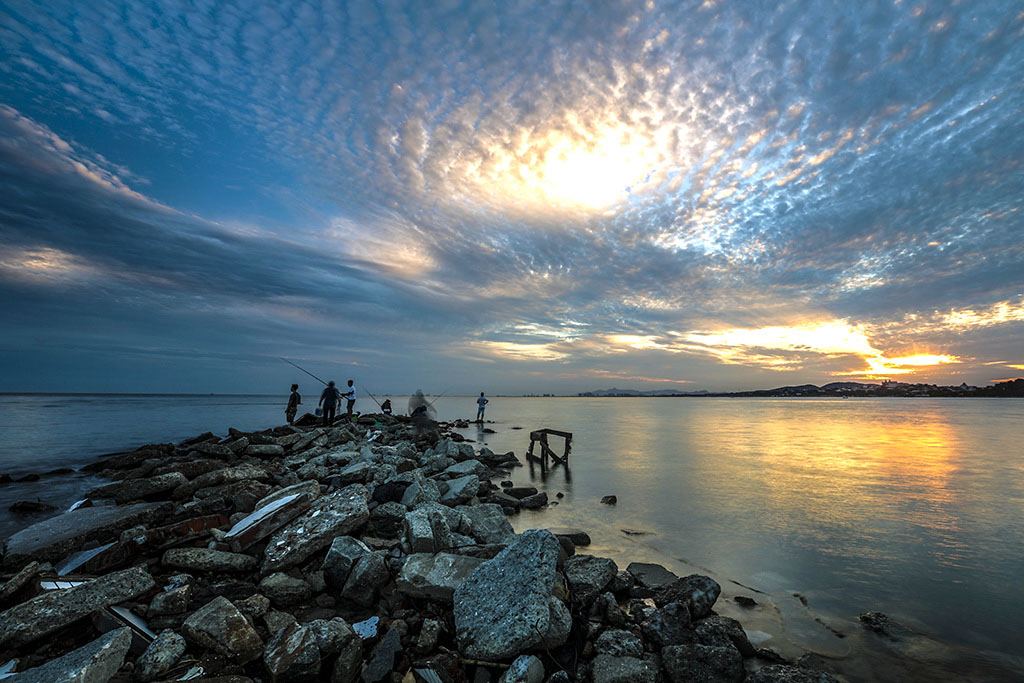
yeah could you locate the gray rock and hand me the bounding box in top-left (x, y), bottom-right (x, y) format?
top-left (627, 562), bottom-right (680, 591)
top-left (135, 629), bottom-right (186, 682)
top-left (608, 571), bottom-right (634, 593)
top-left (369, 501), bottom-right (407, 536)
top-left (506, 486), bottom-right (538, 499)
top-left (264, 621), bottom-right (321, 682)
top-left (439, 474), bottom-right (480, 506)
top-left (265, 608), bottom-right (299, 635)
top-left (260, 572), bottom-right (312, 606)
top-left (237, 593), bottom-right (271, 620)
top-left (322, 536), bottom-right (372, 589)
top-left (87, 472), bottom-right (187, 503)
top-left (0, 560), bottom-right (39, 602)
top-left (594, 629), bottom-right (644, 658)
top-left (255, 480), bottom-right (322, 511)
top-left (173, 464), bottom-right (269, 500)
top-left (661, 643), bottom-right (743, 683)
top-left (399, 471), bottom-right (441, 507)
top-left (746, 665), bottom-right (841, 683)
top-left (331, 636), bottom-right (363, 683)
top-left (564, 554), bottom-right (618, 604)
top-left (336, 461), bottom-right (374, 485)
top-left (415, 618), bottom-right (442, 654)
top-left (0, 566), bottom-right (154, 647)
top-left (307, 617), bottom-right (356, 655)
top-left (453, 529), bottom-right (560, 660)
top-left (696, 615), bottom-right (755, 657)
top-left (362, 627), bottom-right (401, 683)
top-left (396, 552), bottom-right (485, 602)
top-left (655, 574), bottom-right (721, 618)
top-left (2, 501), bottom-right (170, 565)
top-left (457, 504), bottom-right (515, 544)
top-left (591, 654), bottom-right (658, 683)
top-left (246, 443), bottom-right (286, 457)
top-left (519, 492), bottom-right (548, 509)
top-left (182, 595), bottom-right (263, 663)
top-left (499, 654), bottom-right (544, 683)
top-left (162, 547), bottom-right (257, 572)
top-left (540, 596), bottom-right (572, 649)
top-left (6, 627), bottom-right (131, 683)
top-left (642, 601), bottom-right (694, 648)
top-left (547, 527), bottom-right (591, 546)
top-left (263, 485), bottom-right (369, 573)
top-left (341, 552), bottom-right (389, 607)
top-left (148, 584), bottom-right (193, 616)
top-left (443, 459), bottom-right (486, 478)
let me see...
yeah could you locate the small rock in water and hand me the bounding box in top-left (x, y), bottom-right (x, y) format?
top-left (735, 595), bottom-right (758, 607)
top-left (620, 528), bottom-right (650, 536)
top-left (601, 495), bottom-right (617, 505)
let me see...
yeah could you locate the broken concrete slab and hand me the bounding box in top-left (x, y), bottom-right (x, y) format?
top-left (181, 595), bottom-right (263, 663)
top-left (0, 566), bottom-right (155, 647)
top-left (86, 472), bottom-right (187, 504)
top-left (438, 475), bottom-right (479, 506)
top-left (162, 547), bottom-right (258, 572)
top-left (135, 629), bottom-right (186, 682)
top-left (224, 492), bottom-right (314, 553)
top-left (0, 560), bottom-right (39, 603)
top-left (263, 621), bottom-right (321, 682)
top-left (5, 626), bottom-right (131, 683)
top-left (2, 502), bottom-right (172, 566)
top-left (396, 553), bottom-right (484, 603)
top-left (262, 485), bottom-right (369, 574)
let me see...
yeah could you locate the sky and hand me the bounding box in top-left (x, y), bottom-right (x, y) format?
top-left (1, 0), bottom-right (1022, 395)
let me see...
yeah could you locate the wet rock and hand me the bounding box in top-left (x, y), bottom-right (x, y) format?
top-left (746, 665), bottom-right (841, 682)
top-left (173, 464), bottom-right (269, 501)
top-left (148, 583), bottom-right (192, 616)
top-left (264, 621), bottom-right (321, 682)
top-left (2, 501), bottom-right (171, 566)
top-left (519, 492), bottom-right (548, 509)
top-left (400, 471), bottom-right (441, 507)
top-left (499, 654), bottom-right (544, 683)
top-left (661, 643), bottom-right (743, 683)
top-left (162, 547), bottom-right (257, 572)
top-left (135, 629), bottom-right (187, 682)
top-left (237, 593), bottom-right (271, 621)
top-left (506, 486), bottom-right (537, 500)
top-left (182, 595), bottom-right (263, 663)
top-left (246, 444), bottom-right (286, 458)
top-left (182, 431), bottom-right (217, 447)
top-left (0, 560), bottom-right (39, 603)
top-left (600, 495), bottom-right (617, 505)
top-left (457, 503), bottom-right (515, 544)
top-left (331, 636), bottom-right (363, 683)
top-left (443, 459), bottom-right (485, 478)
top-left (696, 615), bottom-right (755, 658)
top-left (262, 485), bottom-right (369, 573)
top-left (322, 536), bottom-right (372, 589)
top-left (608, 571), bottom-right (634, 593)
top-left (735, 596), bottom-right (757, 607)
top-left (362, 627), bottom-right (402, 683)
top-left (416, 618), bottom-right (442, 654)
top-left (266, 609), bottom-right (299, 635)
top-left (594, 629), bottom-right (644, 658)
top-left (397, 552), bottom-right (484, 602)
top-left (858, 611), bottom-right (900, 639)
top-left (307, 617), bottom-right (356, 655)
top-left (88, 472), bottom-right (187, 504)
top-left (260, 573), bottom-right (312, 607)
top-left (547, 527), bottom-right (591, 546)
top-left (627, 562), bottom-right (679, 591)
top-left (341, 551), bottom-right (389, 607)
top-left (541, 595), bottom-right (572, 649)
top-left (591, 654), bottom-right (657, 683)
top-left (564, 554), bottom-right (618, 605)
top-left (225, 490), bottom-right (315, 553)
top-left (6, 626), bottom-right (131, 683)
top-left (439, 474), bottom-right (480, 506)
top-left (642, 602), bottom-right (694, 648)
top-left (655, 574), bottom-right (721, 618)
top-left (0, 566), bottom-right (154, 647)
top-left (453, 529), bottom-right (560, 660)
top-left (369, 501), bottom-right (406, 535)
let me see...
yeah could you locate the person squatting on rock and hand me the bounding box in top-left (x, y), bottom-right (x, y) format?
top-left (344, 379), bottom-right (356, 419)
top-left (476, 391), bottom-right (488, 422)
top-left (381, 398), bottom-right (392, 415)
top-left (319, 380), bottom-right (341, 426)
top-left (285, 384), bottom-right (301, 424)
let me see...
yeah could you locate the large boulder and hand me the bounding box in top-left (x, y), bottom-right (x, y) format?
top-left (627, 562), bottom-right (680, 591)
top-left (0, 566), bottom-right (154, 647)
top-left (6, 627), bottom-right (131, 683)
top-left (322, 536), bottom-right (372, 589)
top-left (641, 602), bottom-right (694, 648)
top-left (396, 553), bottom-right (485, 602)
top-left (655, 574), bottom-right (721, 618)
top-left (182, 595), bottom-right (263, 663)
top-left (87, 472), bottom-right (187, 503)
top-left (661, 643), bottom-right (744, 683)
top-left (696, 615), bottom-right (756, 658)
top-left (564, 554), bottom-right (618, 604)
top-left (340, 552), bottom-right (389, 607)
top-left (2, 502), bottom-right (170, 566)
top-left (453, 529), bottom-right (560, 660)
top-left (262, 485), bottom-right (369, 573)
top-left (439, 474), bottom-right (480, 506)
top-left (457, 503), bottom-right (515, 544)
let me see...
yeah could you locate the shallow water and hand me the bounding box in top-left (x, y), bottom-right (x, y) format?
top-left (1, 393), bottom-right (1022, 674)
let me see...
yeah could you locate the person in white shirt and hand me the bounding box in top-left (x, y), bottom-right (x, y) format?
top-left (344, 379), bottom-right (356, 418)
top-left (476, 392), bottom-right (488, 422)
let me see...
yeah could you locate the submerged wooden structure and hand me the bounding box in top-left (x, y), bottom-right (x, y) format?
top-left (526, 428), bottom-right (573, 469)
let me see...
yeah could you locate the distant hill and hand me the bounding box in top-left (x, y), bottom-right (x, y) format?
top-left (575, 379), bottom-right (1023, 398)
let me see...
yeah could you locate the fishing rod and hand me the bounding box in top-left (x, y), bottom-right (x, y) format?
top-left (361, 386), bottom-right (384, 410)
top-left (280, 357), bottom-right (327, 386)
top-left (426, 388), bottom-right (449, 408)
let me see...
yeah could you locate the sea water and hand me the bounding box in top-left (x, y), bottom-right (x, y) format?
top-left (1, 393), bottom-right (1022, 669)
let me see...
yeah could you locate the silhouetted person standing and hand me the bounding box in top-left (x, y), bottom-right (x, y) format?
top-left (319, 381), bottom-right (341, 426)
top-left (476, 392), bottom-right (488, 422)
top-left (286, 384), bottom-right (301, 424)
top-left (344, 379), bottom-right (356, 419)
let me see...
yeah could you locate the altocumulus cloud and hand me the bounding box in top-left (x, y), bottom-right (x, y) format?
top-left (0, 0), bottom-right (1022, 392)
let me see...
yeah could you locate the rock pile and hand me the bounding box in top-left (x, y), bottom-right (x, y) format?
top-left (0, 414), bottom-right (839, 682)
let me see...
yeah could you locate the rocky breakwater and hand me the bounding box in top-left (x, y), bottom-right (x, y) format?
top-left (0, 414), bottom-right (842, 682)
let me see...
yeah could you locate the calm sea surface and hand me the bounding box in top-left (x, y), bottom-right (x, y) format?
top-left (1, 394), bottom-right (1022, 670)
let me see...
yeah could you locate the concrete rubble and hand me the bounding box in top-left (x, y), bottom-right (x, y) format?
top-left (0, 413), bottom-right (840, 682)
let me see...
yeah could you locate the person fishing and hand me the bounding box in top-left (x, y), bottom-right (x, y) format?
top-left (285, 384), bottom-right (301, 424)
top-left (344, 379), bottom-right (356, 419)
top-left (381, 399), bottom-right (392, 415)
top-left (476, 391), bottom-right (488, 423)
top-left (319, 380), bottom-right (341, 426)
